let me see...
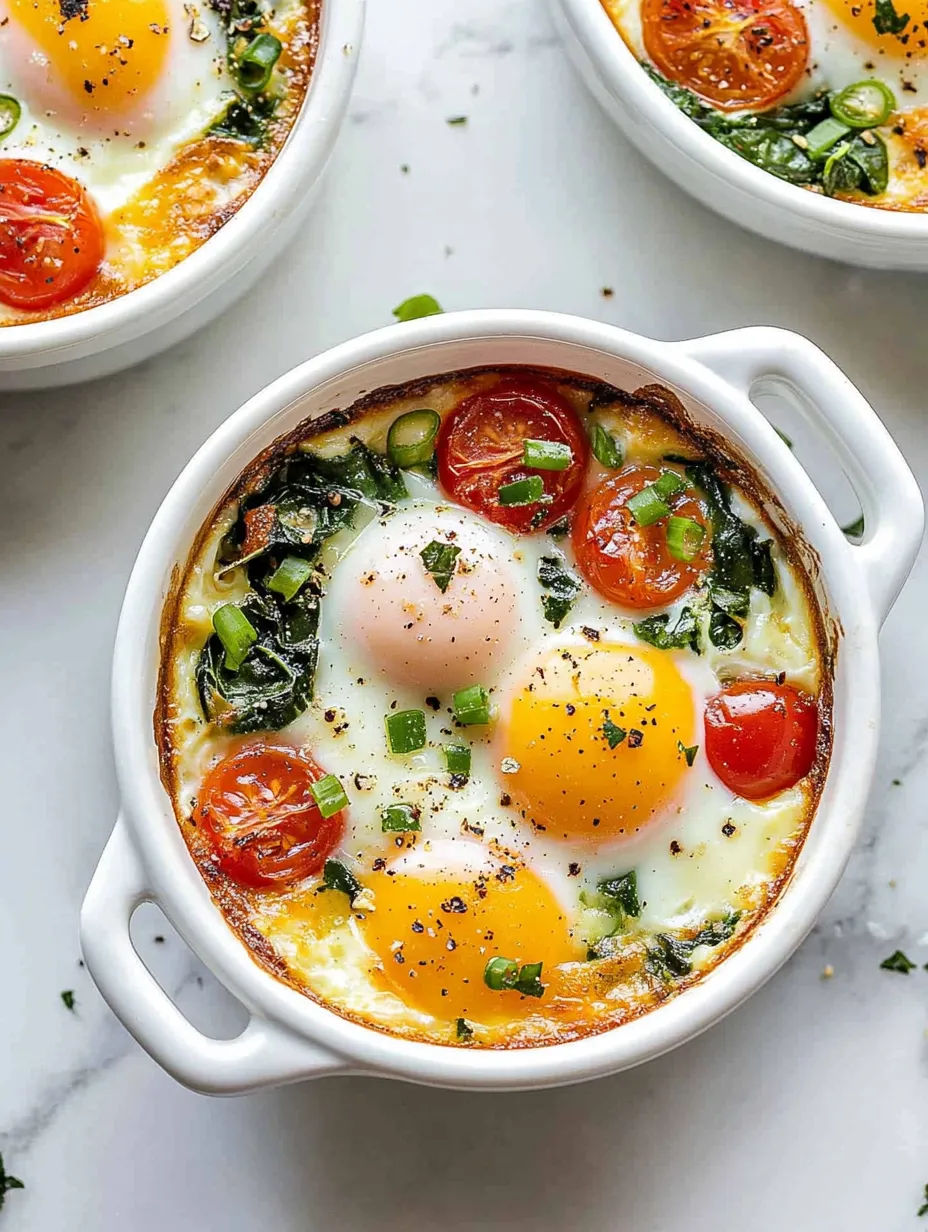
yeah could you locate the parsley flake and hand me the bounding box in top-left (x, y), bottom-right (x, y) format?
top-left (602, 718), bottom-right (627, 749)
top-left (419, 540), bottom-right (461, 593)
top-left (880, 949), bottom-right (916, 974)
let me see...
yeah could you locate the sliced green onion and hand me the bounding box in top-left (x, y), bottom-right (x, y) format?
top-left (666, 515), bottom-right (706, 563)
top-left (419, 540), bottom-right (461, 593)
top-left (385, 709), bottom-right (427, 754)
top-left (266, 555), bottom-right (313, 602)
top-left (212, 604), bottom-right (257, 672)
top-left (484, 956), bottom-right (519, 990)
top-left (453, 685), bottom-right (490, 726)
top-left (322, 858), bottom-right (362, 903)
top-left (522, 439), bottom-right (573, 472)
top-left (626, 486), bottom-right (671, 527)
top-left (652, 470), bottom-right (686, 500)
top-left (590, 422), bottom-right (624, 469)
top-left (831, 79), bottom-right (896, 128)
top-left (310, 773), bottom-right (348, 818)
top-left (392, 294), bottom-right (443, 322)
top-left (805, 115), bottom-right (852, 159)
top-left (498, 475), bottom-right (544, 506)
top-left (444, 744), bottom-right (472, 776)
top-left (381, 804), bottom-right (421, 832)
top-left (235, 33), bottom-right (282, 91)
top-left (0, 95), bottom-right (21, 140)
top-left (387, 409), bottom-right (441, 468)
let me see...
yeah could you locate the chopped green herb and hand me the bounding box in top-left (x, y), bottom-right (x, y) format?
top-left (523, 438), bottom-right (573, 471)
top-left (678, 741), bottom-right (699, 767)
top-left (590, 422), bottom-right (624, 469)
top-left (212, 603), bottom-right (258, 673)
top-left (635, 605), bottom-right (701, 653)
top-left (385, 709), bottom-right (427, 754)
top-left (483, 957), bottom-right (545, 997)
top-left (602, 718), bottom-right (627, 749)
top-left (0, 1154), bottom-right (23, 1211)
top-left (310, 773), bottom-right (348, 819)
top-left (0, 95), bottom-right (20, 140)
top-left (444, 744), bottom-right (472, 776)
top-left (499, 475), bottom-right (544, 506)
top-left (419, 540), bottom-right (461, 593)
top-left (626, 485), bottom-right (671, 527)
top-left (652, 470), bottom-right (687, 500)
top-left (831, 79), bottom-right (896, 128)
top-left (393, 294), bottom-right (444, 323)
top-left (537, 555), bottom-right (582, 628)
top-left (266, 555), bottom-right (314, 602)
top-left (387, 409), bottom-right (440, 468)
top-left (453, 685), bottom-right (491, 726)
top-left (918, 1184), bottom-right (928, 1218)
top-left (666, 515), bottom-right (706, 563)
top-left (873, 0), bottom-right (909, 34)
top-left (880, 949), bottom-right (916, 973)
top-left (545, 517), bottom-right (570, 539)
top-left (484, 956), bottom-right (519, 990)
top-left (447, 115), bottom-right (468, 126)
top-left (233, 31), bottom-right (282, 91)
top-left (456, 1017), bottom-right (474, 1040)
top-left (322, 859), bottom-right (362, 904)
top-left (61, 989), bottom-right (76, 1012)
top-left (381, 804), bottom-right (421, 833)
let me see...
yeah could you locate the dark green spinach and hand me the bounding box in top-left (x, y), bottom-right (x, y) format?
top-left (873, 0), bottom-right (909, 34)
top-left (647, 911), bottom-right (741, 981)
top-left (646, 67), bottom-right (890, 198)
top-left (634, 605), bottom-right (701, 653)
top-left (538, 555), bottom-right (582, 628)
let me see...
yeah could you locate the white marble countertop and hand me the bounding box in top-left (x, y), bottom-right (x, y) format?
top-left (2, 0), bottom-right (927, 1227)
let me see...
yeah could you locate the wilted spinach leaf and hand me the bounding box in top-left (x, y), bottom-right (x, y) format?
top-left (197, 589), bottom-right (319, 734)
top-left (634, 605), bottom-right (701, 653)
top-left (645, 66), bottom-right (890, 198)
top-left (647, 911), bottom-right (741, 980)
top-left (538, 555), bottom-right (582, 628)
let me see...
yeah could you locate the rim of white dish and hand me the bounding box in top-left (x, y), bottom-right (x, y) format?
top-left (0, 0), bottom-right (363, 360)
top-left (557, 0), bottom-right (928, 242)
top-left (111, 310), bottom-right (883, 1087)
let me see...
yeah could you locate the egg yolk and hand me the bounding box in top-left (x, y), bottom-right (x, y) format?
top-left (498, 640), bottom-right (695, 843)
top-left (362, 845), bottom-right (580, 1024)
top-left (821, 0), bottom-right (928, 54)
top-left (9, 0), bottom-right (171, 115)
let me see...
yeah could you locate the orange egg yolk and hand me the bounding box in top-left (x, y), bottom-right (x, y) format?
top-left (821, 0), bottom-right (928, 55)
top-left (498, 640), bottom-right (696, 844)
top-left (9, 0), bottom-right (172, 114)
top-left (362, 846), bottom-right (580, 1024)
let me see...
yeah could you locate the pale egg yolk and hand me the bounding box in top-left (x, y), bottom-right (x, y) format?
top-left (820, 0), bottom-right (928, 55)
top-left (342, 508), bottom-right (519, 691)
top-left (7, 0), bottom-right (171, 116)
top-left (362, 843), bottom-right (580, 1023)
top-left (498, 640), bottom-right (695, 844)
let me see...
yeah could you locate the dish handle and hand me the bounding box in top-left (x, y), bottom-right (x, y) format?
top-left (674, 326), bottom-right (923, 626)
top-left (80, 818), bottom-right (351, 1095)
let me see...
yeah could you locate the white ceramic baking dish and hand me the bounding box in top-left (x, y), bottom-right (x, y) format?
top-left (81, 309), bottom-right (922, 1094)
top-left (551, 0), bottom-right (928, 269)
top-left (0, 0), bottom-right (363, 391)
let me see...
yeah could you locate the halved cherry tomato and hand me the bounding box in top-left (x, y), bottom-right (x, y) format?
top-left (572, 463), bottom-right (711, 609)
top-left (641, 0), bottom-right (809, 111)
top-left (436, 378), bottom-right (588, 533)
top-left (0, 161), bottom-right (105, 310)
top-left (194, 745), bottom-right (344, 890)
top-left (704, 681), bottom-right (818, 799)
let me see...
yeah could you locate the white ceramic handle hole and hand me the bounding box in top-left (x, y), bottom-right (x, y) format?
top-left (128, 902), bottom-right (250, 1042)
top-left (749, 379), bottom-right (864, 538)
